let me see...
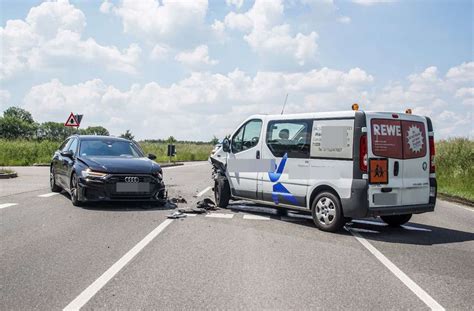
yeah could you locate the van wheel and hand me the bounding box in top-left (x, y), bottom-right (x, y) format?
top-left (214, 179), bottom-right (230, 208)
top-left (311, 192), bottom-right (344, 232)
top-left (381, 214), bottom-right (412, 227)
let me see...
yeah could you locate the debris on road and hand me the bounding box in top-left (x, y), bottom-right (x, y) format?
top-left (170, 196), bottom-right (187, 204)
top-left (167, 211), bottom-right (187, 219)
top-left (178, 207), bottom-right (207, 214)
top-left (196, 198), bottom-right (218, 211)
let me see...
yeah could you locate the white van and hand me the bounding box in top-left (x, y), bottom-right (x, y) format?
top-left (210, 109), bottom-right (437, 232)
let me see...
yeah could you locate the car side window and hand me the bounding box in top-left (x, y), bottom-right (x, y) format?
top-left (266, 120), bottom-right (311, 158)
top-left (68, 138), bottom-right (78, 156)
top-left (59, 139), bottom-right (71, 152)
top-left (231, 119), bottom-right (262, 153)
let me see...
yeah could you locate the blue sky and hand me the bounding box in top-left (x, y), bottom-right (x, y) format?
top-left (0, 0), bottom-right (472, 140)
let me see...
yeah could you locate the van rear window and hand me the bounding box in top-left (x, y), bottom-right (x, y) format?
top-left (371, 119), bottom-right (426, 159)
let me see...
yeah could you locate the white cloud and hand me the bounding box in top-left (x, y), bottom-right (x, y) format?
top-left (337, 16), bottom-right (351, 24)
top-left (175, 45), bottom-right (218, 68)
top-left (150, 44), bottom-right (170, 61)
top-left (351, 0), bottom-right (396, 5)
top-left (0, 0), bottom-right (141, 80)
top-left (99, 0), bottom-right (113, 14)
top-left (226, 0), bottom-right (244, 9)
top-left (106, 0), bottom-right (208, 46)
top-left (446, 61), bottom-right (474, 84)
top-left (0, 89), bottom-right (11, 111)
top-left (221, 0), bottom-right (318, 65)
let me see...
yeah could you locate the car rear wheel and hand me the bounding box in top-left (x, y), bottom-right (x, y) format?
top-left (311, 192), bottom-right (345, 232)
top-left (50, 168), bottom-right (61, 193)
top-left (381, 214), bottom-right (412, 227)
top-left (214, 178), bottom-right (230, 208)
top-left (70, 173), bottom-right (82, 207)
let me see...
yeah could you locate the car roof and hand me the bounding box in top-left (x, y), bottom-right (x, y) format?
top-left (70, 135), bottom-right (132, 142)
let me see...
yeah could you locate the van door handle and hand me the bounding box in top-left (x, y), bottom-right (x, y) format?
top-left (394, 161), bottom-right (399, 176)
top-left (256, 150), bottom-right (260, 159)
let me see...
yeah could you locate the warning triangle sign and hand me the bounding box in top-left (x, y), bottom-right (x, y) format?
top-left (65, 112), bottom-right (79, 127)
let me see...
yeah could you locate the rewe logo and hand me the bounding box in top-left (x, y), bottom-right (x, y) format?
top-left (373, 124), bottom-right (401, 136)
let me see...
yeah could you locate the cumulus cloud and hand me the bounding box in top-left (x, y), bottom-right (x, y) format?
top-left (149, 44), bottom-right (170, 61)
top-left (0, 0), bottom-right (141, 80)
top-left (337, 16), bottom-right (351, 24)
top-left (0, 89), bottom-right (11, 111)
top-left (175, 45), bottom-right (218, 68)
top-left (351, 0), bottom-right (396, 5)
top-left (221, 0), bottom-right (318, 65)
top-left (103, 0), bottom-right (208, 47)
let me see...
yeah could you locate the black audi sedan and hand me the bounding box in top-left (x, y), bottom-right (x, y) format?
top-left (50, 135), bottom-right (165, 206)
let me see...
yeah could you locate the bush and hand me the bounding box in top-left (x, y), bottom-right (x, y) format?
top-left (436, 138), bottom-right (474, 201)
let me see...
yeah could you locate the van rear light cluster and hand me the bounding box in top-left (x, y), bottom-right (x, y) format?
top-left (360, 134), bottom-right (368, 172)
top-left (429, 135), bottom-right (435, 173)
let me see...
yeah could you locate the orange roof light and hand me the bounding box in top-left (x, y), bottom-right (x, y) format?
top-left (405, 108), bottom-right (412, 114)
top-left (352, 103), bottom-right (359, 111)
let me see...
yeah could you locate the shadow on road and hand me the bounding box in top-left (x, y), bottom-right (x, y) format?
top-left (227, 201), bottom-right (474, 245)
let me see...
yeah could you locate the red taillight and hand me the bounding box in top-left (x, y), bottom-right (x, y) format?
top-left (360, 134), bottom-right (368, 172)
top-left (429, 135), bottom-right (435, 173)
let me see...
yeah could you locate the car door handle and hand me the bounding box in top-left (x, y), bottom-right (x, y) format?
top-left (394, 161), bottom-right (399, 176)
top-left (256, 150), bottom-right (260, 159)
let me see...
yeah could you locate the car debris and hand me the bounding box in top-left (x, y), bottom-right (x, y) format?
top-left (167, 211), bottom-right (187, 219)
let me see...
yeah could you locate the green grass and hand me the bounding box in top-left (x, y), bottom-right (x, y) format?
top-left (435, 138), bottom-right (474, 202)
top-left (0, 139), bottom-right (212, 166)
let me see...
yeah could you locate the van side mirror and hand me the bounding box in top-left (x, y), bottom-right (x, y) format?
top-left (222, 138), bottom-right (231, 153)
top-left (148, 153), bottom-right (157, 160)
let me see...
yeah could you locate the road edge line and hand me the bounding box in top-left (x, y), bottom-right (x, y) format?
top-left (196, 186), bottom-right (212, 197)
top-left (63, 219), bottom-right (174, 311)
top-left (349, 228), bottom-right (445, 311)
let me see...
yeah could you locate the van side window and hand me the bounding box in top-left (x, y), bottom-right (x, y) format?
top-left (231, 119), bottom-right (262, 153)
top-left (266, 120), bottom-right (311, 158)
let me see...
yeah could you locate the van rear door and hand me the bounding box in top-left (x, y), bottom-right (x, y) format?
top-left (367, 113), bottom-right (430, 208)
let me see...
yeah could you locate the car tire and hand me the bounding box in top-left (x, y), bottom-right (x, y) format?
top-left (214, 178), bottom-right (230, 208)
top-left (311, 191), bottom-right (345, 232)
top-left (70, 173), bottom-right (83, 207)
top-left (50, 168), bottom-right (61, 193)
top-left (381, 214), bottom-right (412, 227)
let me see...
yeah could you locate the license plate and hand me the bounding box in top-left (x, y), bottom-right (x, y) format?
top-left (116, 182), bottom-right (150, 193)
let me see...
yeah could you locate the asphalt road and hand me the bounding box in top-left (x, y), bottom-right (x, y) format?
top-left (1, 163), bottom-right (473, 310)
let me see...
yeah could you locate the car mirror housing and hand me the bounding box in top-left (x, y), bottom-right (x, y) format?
top-left (222, 138), bottom-right (231, 153)
top-left (60, 150), bottom-right (74, 158)
top-left (148, 153), bottom-right (157, 160)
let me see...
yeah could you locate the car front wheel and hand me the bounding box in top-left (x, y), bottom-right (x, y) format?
top-left (70, 173), bottom-right (83, 207)
top-left (50, 168), bottom-right (61, 193)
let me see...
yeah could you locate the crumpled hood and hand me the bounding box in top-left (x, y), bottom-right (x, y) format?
top-left (78, 156), bottom-right (161, 174)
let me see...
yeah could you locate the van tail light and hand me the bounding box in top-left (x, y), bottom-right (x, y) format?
top-left (360, 134), bottom-right (368, 173)
top-left (429, 135), bottom-right (435, 173)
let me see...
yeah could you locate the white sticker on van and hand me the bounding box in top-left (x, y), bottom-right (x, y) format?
top-left (406, 125), bottom-right (423, 153)
top-left (311, 119), bottom-right (354, 159)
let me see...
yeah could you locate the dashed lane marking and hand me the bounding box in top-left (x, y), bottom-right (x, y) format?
top-left (205, 213), bottom-right (234, 219)
top-left (63, 219), bottom-right (174, 311)
top-left (38, 193), bottom-right (60, 198)
top-left (195, 186), bottom-right (212, 198)
top-left (349, 228), bottom-right (445, 310)
top-left (0, 203), bottom-right (18, 210)
top-left (243, 214), bottom-right (270, 220)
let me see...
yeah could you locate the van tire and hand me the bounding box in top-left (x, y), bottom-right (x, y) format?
top-left (311, 192), bottom-right (345, 232)
top-left (381, 214), bottom-right (412, 227)
top-left (214, 179), bottom-right (230, 208)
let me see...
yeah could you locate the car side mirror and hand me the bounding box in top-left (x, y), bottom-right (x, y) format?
top-left (60, 150), bottom-right (74, 158)
top-left (222, 138), bottom-right (231, 153)
top-left (148, 153), bottom-right (157, 160)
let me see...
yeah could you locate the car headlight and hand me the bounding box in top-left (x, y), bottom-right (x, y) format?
top-left (152, 170), bottom-right (163, 180)
top-left (82, 168), bottom-right (108, 178)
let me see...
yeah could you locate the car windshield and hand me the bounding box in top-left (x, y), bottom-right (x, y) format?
top-left (79, 140), bottom-right (143, 157)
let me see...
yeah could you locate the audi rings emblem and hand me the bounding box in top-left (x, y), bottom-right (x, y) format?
top-left (124, 176), bottom-right (139, 183)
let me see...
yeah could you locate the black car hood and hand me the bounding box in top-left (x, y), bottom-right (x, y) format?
top-left (78, 156), bottom-right (161, 174)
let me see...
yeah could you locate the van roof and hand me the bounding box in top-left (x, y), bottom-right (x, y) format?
top-left (248, 110), bottom-right (424, 120)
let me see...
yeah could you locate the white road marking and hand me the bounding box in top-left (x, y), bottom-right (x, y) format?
top-left (63, 219), bottom-right (174, 311)
top-left (349, 228), bottom-right (445, 310)
top-left (350, 227), bottom-right (380, 234)
top-left (162, 163), bottom-right (208, 170)
top-left (195, 186), bottom-right (212, 197)
top-left (184, 213), bottom-right (197, 217)
top-left (38, 193), bottom-right (59, 198)
top-left (401, 225), bottom-right (432, 232)
top-left (0, 203), bottom-right (18, 210)
top-left (243, 214), bottom-right (270, 220)
top-left (205, 213), bottom-right (234, 219)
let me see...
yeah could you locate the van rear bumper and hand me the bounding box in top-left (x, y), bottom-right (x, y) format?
top-left (367, 203), bottom-right (435, 217)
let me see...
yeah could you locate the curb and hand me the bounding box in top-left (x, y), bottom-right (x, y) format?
top-left (0, 172), bottom-right (18, 179)
top-left (439, 193), bottom-right (474, 208)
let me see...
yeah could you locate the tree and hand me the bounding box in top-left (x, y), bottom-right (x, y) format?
top-left (166, 136), bottom-right (177, 143)
top-left (0, 107), bottom-right (38, 140)
top-left (37, 122), bottom-right (71, 141)
top-left (210, 136), bottom-right (219, 145)
top-left (120, 129), bottom-right (134, 140)
top-left (79, 126), bottom-right (109, 136)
